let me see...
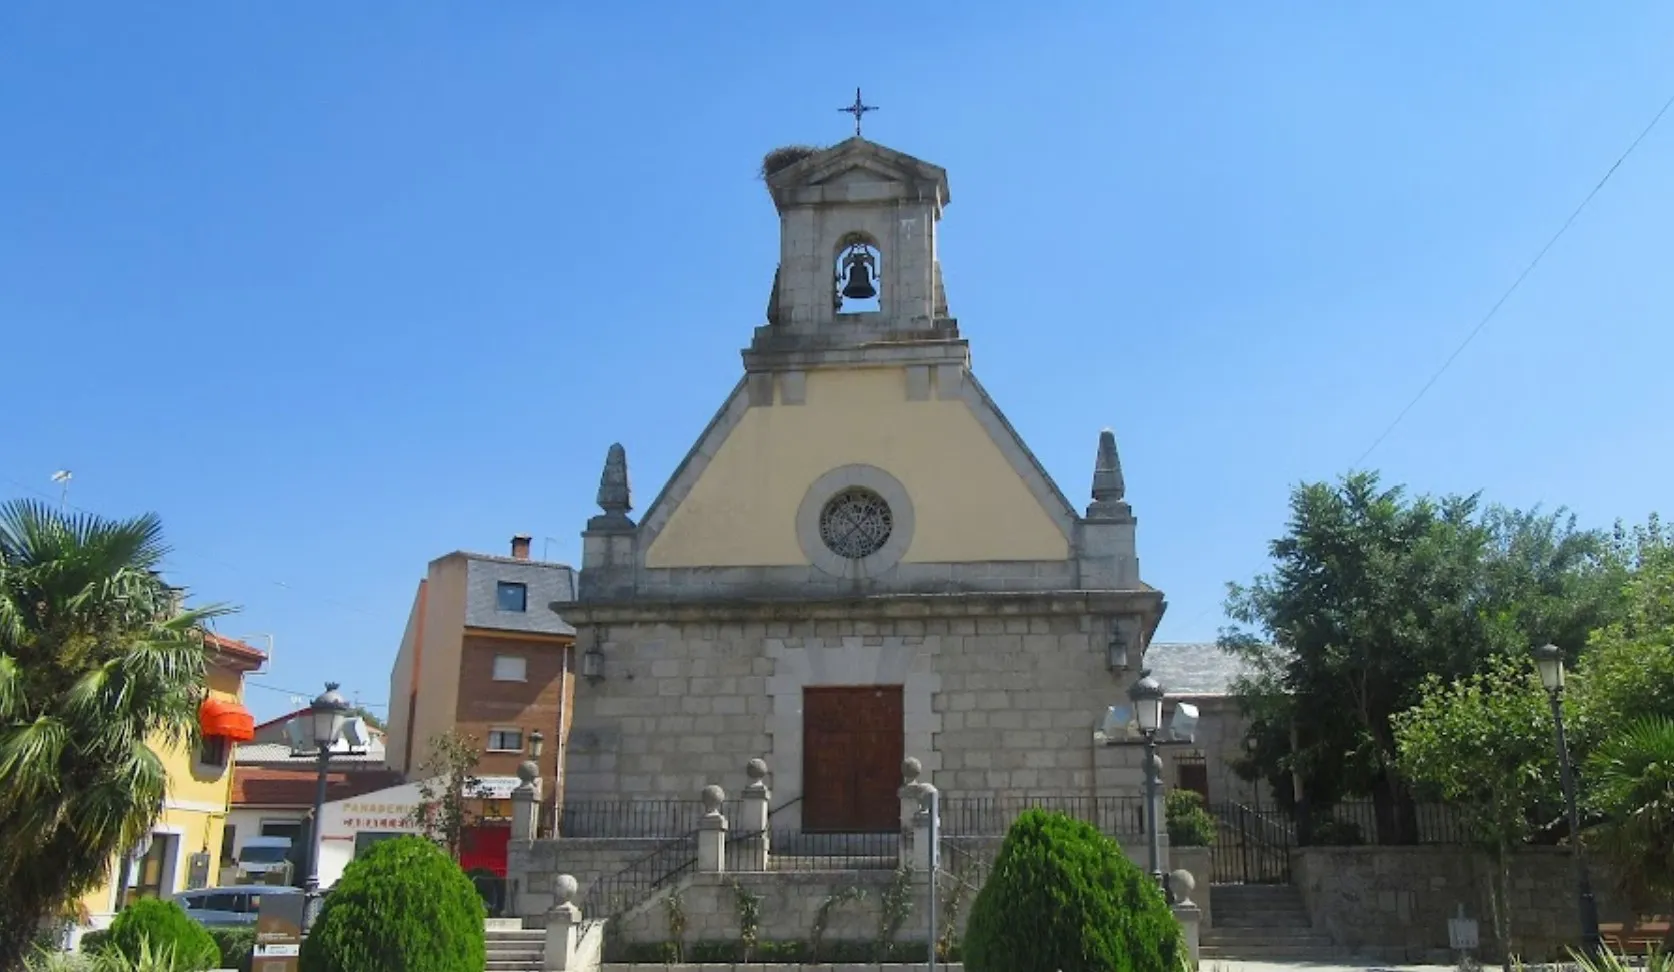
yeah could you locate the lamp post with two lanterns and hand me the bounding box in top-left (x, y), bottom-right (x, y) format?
top-left (1104, 669), bottom-right (1199, 899)
top-left (1531, 643), bottom-right (1602, 960)
top-left (301, 682), bottom-right (351, 931)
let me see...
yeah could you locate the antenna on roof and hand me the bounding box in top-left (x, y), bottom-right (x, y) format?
top-left (50, 470), bottom-right (72, 510)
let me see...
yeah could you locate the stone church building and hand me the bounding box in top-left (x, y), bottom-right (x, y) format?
top-left (556, 135), bottom-right (1166, 835)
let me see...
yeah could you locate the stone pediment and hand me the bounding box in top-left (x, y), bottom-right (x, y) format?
top-left (767, 137), bottom-right (950, 213)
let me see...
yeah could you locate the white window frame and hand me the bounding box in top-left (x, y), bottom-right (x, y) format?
top-left (491, 654), bottom-right (527, 682)
top-left (486, 727), bottom-right (524, 753)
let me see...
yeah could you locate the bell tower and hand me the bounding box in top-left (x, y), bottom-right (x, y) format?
top-left (752, 137), bottom-right (955, 347)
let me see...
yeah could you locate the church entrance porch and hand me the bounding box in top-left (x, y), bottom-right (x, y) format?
top-left (800, 685), bottom-right (903, 833)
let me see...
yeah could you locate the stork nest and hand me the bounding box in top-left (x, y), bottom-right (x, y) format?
top-left (760, 144), bottom-right (821, 180)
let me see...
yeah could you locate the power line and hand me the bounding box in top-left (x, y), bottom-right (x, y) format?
top-left (1171, 85), bottom-right (1674, 640)
top-left (244, 679), bottom-right (387, 707)
top-left (1351, 88), bottom-right (1674, 470)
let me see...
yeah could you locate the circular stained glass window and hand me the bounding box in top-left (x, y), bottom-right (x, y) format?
top-left (818, 487), bottom-right (894, 560)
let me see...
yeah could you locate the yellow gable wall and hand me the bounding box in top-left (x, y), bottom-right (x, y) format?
top-left (646, 367), bottom-right (1070, 568)
top-left (78, 661), bottom-right (247, 917)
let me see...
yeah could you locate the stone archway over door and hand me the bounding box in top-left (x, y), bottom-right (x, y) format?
top-left (801, 686), bottom-right (903, 832)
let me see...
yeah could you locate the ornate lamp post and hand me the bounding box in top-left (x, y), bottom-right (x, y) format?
top-left (1532, 643), bottom-right (1602, 959)
top-left (302, 682), bottom-right (350, 931)
top-left (1128, 671), bottom-right (1168, 892)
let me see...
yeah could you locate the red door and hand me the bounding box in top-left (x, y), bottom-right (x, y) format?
top-left (802, 686), bottom-right (904, 833)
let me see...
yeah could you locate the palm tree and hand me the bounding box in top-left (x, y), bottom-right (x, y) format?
top-left (0, 499), bottom-right (228, 968)
top-left (1586, 716), bottom-right (1674, 948)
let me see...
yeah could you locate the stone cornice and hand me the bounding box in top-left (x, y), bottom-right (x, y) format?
top-left (551, 588), bottom-right (1165, 626)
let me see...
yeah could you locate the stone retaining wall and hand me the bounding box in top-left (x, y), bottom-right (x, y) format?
top-left (616, 871), bottom-right (933, 947)
top-left (1294, 846), bottom-right (1631, 962)
top-left (603, 966), bottom-right (963, 972)
top-left (511, 838), bottom-right (683, 922)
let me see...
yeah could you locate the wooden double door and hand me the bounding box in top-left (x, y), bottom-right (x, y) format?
top-left (802, 685), bottom-right (905, 833)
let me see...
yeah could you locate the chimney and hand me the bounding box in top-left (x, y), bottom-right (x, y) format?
top-left (510, 534), bottom-right (532, 561)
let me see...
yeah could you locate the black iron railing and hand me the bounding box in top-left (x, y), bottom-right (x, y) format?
top-left (939, 795), bottom-right (1146, 837)
top-left (558, 799), bottom-right (742, 838)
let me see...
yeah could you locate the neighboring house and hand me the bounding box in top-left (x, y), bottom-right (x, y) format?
top-left (224, 716), bottom-right (399, 883)
top-left (383, 535), bottom-right (578, 875)
top-left (77, 633), bottom-right (266, 928)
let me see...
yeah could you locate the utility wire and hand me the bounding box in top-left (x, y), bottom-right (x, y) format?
top-left (1351, 89), bottom-right (1674, 470)
top-left (1173, 86), bottom-right (1674, 641)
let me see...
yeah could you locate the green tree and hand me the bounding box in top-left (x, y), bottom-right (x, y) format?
top-left (963, 809), bottom-right (1181, 972)
top-left (1585, 717), bottom-right (1674, 941)
top-left (406, 729), bottom-right (482, 861)
top-left (102, 898), bottom-right (220, 971)
top-left (1394, 655), bottom-right (1561, 968)
top-left (0, 500), bottom-right (228, 969)
top-left (298, 835), bottom-right (486, 972)
top-left (1222, 472), bottom-right (1620, 843)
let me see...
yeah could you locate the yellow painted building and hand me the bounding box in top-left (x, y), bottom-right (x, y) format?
top-left (78, 634), bottom-right (264, 926)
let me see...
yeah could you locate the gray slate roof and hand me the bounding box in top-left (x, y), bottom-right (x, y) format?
top-left (1145, 642), bottom-right (1246, 696)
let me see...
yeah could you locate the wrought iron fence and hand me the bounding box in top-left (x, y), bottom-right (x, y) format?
top-left (1317, 801), bottom-right (1474, 845)
top-left (557, 799), bottom-right (742, 838)
top-left (1209, 802), bottom-right (1292, 884)
top-left (938, 795), bottom-right (1146, 837)
top-left (766, 829), bottom-right (901, 871)
top-left (579, 833), bottom-right (698, 917)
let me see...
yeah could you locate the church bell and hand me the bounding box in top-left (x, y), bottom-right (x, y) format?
top-left (841, 261), bottom-right (877, 301)
top-left (838, 243), bottom-right (879, 303)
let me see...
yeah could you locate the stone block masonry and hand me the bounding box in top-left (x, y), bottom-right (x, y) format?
top-left (1293, 846), bottom-right (1632, 962)
top-left (560, 591), bottom-right (1165, 821)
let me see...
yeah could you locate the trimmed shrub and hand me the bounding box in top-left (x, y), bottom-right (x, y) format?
top-left (1165, 789), bottom-right (1217, 847)
top-left (208, 927), bottom-right (255, 972)
top-left (963, 809), bottom-right (1182, 972)
top-left (298, 835), bottom-right (486, 972)
top-left (102, 898), bottom-right (219, 971)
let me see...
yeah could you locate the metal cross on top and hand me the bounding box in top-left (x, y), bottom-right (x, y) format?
top-left (838, 87), bottom-right (878, 137)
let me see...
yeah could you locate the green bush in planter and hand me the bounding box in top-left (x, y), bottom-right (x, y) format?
top-left (102, 898), bottom-right (220, 971)
top-left (963, 809), bottom-right (1182, 972)
top-left (298, 835), bottom-right (485, 972)
top-left (208, 927), bottom-right (255, 972)
top-left (1164, 789), bottom-right (1217, 847)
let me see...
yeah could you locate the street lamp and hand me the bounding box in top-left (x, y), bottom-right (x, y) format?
top-left (1532, 643), bottom-right (1602, 959)
top-left (1127, 670), bottom-right (1168, 894)
top-left (302, 682), bottom-right (350, 931)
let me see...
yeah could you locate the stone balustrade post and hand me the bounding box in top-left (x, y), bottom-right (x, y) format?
top-left (696, 784), bottom-right (728, 874)
top-left (911, 782), bottom-right (938, 874)
top-left (542, 874), bottom-right (581, 971)
top-left (736, 759), bottom-right (770, 871)
top-left (1170, 868), bottom-right (1202, 969)
top-left (511, 760), bottom-right (539, 842)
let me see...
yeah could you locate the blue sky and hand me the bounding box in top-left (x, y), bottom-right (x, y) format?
top-left (4, 3), bottom-right (1672, 721)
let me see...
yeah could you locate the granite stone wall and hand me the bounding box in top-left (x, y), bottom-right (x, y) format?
top-left (1293, 846), bottom-right (1631, 962)
top-left (562, 595), bottom-right (1160, 834)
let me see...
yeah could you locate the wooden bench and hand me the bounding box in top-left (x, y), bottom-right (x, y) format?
top-left (1600, 918), bottom-right (1671, 956)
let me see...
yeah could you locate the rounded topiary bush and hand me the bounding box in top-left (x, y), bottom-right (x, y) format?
top-left (298, 835), bottom-right (486, 972)
top-left (963, 809), bottom-right (1182, 972)
top-left (103, 897), bottom-right (220, 971)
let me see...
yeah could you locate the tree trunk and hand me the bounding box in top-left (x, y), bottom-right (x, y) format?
top-left (1494, 841), bottom-right (1515, 972)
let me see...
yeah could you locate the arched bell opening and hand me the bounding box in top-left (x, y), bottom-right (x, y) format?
top-left (833, 233), bottom-right (883, 314)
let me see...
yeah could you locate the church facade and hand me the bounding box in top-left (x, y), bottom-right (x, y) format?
top-left (555, 136), bottom-right (1165, 834)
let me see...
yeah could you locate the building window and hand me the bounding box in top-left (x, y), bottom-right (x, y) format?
top-left (491, 654), bottom-right (527, 682)
top-left (496, 581), bottom-right (527, 612)
top-left (487, 727), bottom-right (524, 752)
top-left (128, 833), bottom-right (177, 902)
top-left (219, 824), bottom-right (237, 865)
top-left (198, 735), bottom-right (229, 768)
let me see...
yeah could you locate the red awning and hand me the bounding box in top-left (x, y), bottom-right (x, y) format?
top-left (200, 697), bottom-right (256, 742)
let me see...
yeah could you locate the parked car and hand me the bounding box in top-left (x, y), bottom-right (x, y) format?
top-left (173, 884), bottom-right (303, 927)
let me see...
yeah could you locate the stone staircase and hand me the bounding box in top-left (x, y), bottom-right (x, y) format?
top-left (1201, 884), bottom-right (1342, 962)
top-left (485, 920), bottom-right (546, 972)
